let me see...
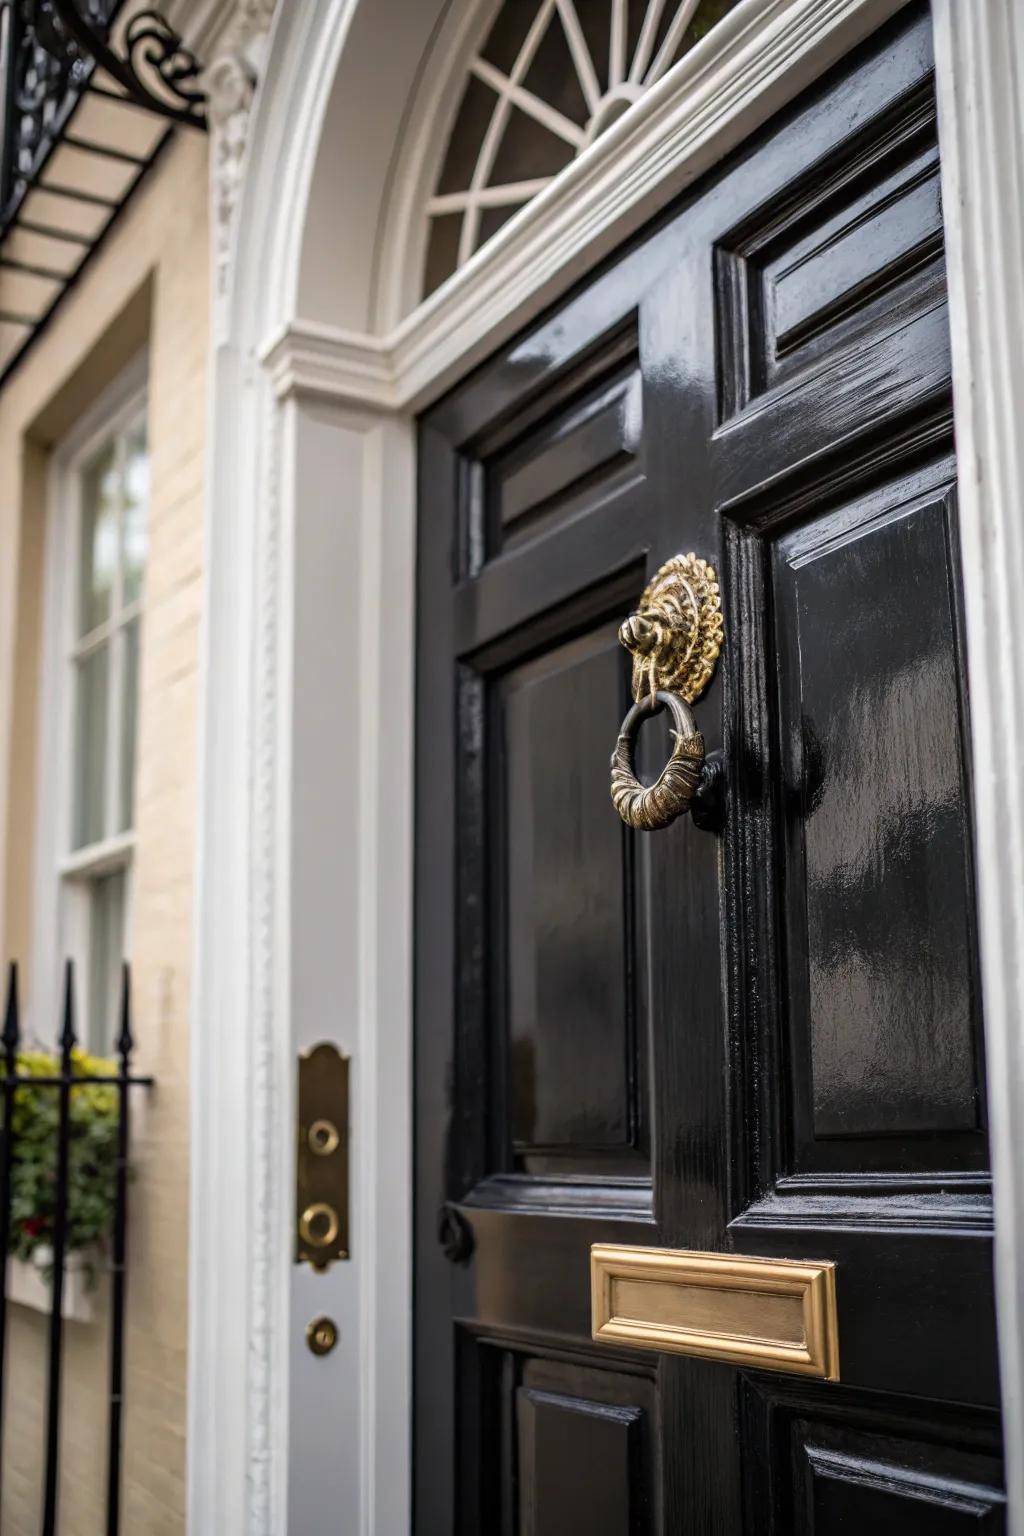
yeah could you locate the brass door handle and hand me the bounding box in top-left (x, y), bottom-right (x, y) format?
top-left (610, 553), bottom-right (724, 831)
top-left (591, 1243), bottom-right (839, 1381)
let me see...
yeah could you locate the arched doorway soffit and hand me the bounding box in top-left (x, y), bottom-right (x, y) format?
top-left (294, 0), bottom-right (493, 336)
top-left (285, 0), bottom-right (740, 338)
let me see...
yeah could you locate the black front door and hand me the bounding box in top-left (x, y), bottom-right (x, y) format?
top-left (414, 6), bottom-right (1004, 1531)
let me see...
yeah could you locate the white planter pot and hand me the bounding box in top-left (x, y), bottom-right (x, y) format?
top-left (7, 1245), bottom-right (97, 1323)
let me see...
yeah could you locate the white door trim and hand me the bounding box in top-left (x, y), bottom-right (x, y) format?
top-left (190, 0), bottom-right (1024, 1531)
top-left (933, 1), bottom-right (1024, 1524)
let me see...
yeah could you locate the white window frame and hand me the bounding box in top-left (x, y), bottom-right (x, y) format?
top-left (31, 353), bottom-right (148, 1055)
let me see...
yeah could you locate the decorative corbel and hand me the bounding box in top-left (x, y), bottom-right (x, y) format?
top-left (202, 0), bottom-right (277, 331)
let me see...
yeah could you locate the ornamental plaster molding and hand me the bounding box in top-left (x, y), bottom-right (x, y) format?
top-left (202, 0), bottom-right (277, 333)
top-left (245, 377), bottom-right (284, 1534)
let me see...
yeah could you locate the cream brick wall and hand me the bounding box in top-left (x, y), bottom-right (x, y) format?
top-left (0, 128), bottom-right (208, 1535)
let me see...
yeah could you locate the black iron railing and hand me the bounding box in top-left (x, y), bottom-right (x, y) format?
top-left (0, 0), bottom-right (121, 230)
top-left (0, 3), bottom-right (205, 385)
top-left (0, 959), bottom-right (151, 1536)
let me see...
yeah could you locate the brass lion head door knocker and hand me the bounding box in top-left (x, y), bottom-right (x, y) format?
top-left (611, 553), bottom-right (724, 831)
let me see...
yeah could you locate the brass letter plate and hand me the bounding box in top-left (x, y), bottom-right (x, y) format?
top-left (591, 1244), bottom-right (839, 1380)
top-left (296, 1043), bottom-right (350, 1270)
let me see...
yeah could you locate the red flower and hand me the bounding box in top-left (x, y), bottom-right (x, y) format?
top-left (21, 1217), bottom-right (45, 1238)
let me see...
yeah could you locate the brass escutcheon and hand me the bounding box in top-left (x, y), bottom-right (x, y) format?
top-left (296, 1042), bottom-right (349, 1270)
top-left (300, 1201), bottom-right (339, 1249)
top-left (610, 552), bottom-right (724, 832)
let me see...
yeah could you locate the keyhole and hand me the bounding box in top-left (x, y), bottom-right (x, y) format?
top-left (306, 1315), bottom-right (339, 1357)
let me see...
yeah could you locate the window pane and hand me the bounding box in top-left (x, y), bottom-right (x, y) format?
top-left (122, 418), bottom-right (149, 606)
top-left (119, 619), bottom-right (140, 832)
top-left (79, 441), bottom-right (119, 635)
top-left (73, 645), bottom-right (109, 849)
top-left (89, 869), bottom-right (125, 1055)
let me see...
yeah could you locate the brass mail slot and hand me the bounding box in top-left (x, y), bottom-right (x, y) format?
top-left (591, 1244), bottom-right (839, 1380)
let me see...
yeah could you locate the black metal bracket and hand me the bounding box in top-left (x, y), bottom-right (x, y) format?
top-left (437, 1202), bottom-right (475, 1265)
top-left (691, 748), bottom-right (726, 833)
top-left (40, 2), bottom-right (206, 129)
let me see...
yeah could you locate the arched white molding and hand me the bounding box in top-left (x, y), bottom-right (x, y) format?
top-left (191, 0), bottom-right (1024, 1532)
top-left (420, 0), bottom-right (771, 291)
top-left (294, 0), bottom-right (467, 333)
top-left (270, 0), bottom-right (918, 399)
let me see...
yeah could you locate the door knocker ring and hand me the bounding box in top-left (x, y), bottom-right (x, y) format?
top-left (610, 553), bottom-right (724, 833)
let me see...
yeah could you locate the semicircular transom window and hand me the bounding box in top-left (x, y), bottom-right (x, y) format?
top-left (424, 0), bottom-right (739, 295)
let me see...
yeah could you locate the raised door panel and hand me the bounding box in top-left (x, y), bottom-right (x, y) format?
top-left (774, 471), bottom-right (982, 1169)
top-left (518, 1386), bottom-right (648, 1536)
top-left (717, 80), bottom-right (944, 416)
top-left (484, 329), bottom-right (643, 561)
top-left (455, 1345), bottom-right (659, 1534)
top-left (742, 1379), bottom-right (1005, 1535)
top-left (500, 624), bottom-right (647, 1176)
top-left (455, 574), bottom-right (654, 1198)
top-left (712, 26), bottom-right (948, 511)
top-left (803, 1450), bottom-right (1002, 1534)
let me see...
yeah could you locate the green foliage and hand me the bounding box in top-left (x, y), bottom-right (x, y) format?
top-left (4, 1049), bottom-right (120, 1271)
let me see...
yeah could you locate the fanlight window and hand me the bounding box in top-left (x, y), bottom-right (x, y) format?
top-left (424, 0), bottom-right (738, 295)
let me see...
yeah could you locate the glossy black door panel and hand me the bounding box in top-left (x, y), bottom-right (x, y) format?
top-left (457, 1341), bottom-right (659, 1534)
top-left (517, 1357), bottom-right (657, 1536)
top-left (774, 470), bottom-right (981, 1162)
top-left (795, 1432), bottom-right (1003, 1534)
top-left (415, 6), bottom-right (1001, 1530)
top-left (501, 623), bottom-right (647, 1177)
top-left (484, 328), bottom-right (643, 561)
top-left (716, 77), bottom-right (944, 420)
top-left (742, 1378), bottom-right (1005, 1535)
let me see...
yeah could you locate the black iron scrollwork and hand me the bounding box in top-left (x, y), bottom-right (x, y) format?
top-left (1, 0), bottom-right (206, 230)
top-left (1, 0), bottom-right (111, 214)
top-left (690, 747), bottom-right (726, 833)
top-left (45, 1), bottom-right (206, 127)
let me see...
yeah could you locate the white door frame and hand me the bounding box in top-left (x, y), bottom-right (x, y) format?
top-left (188, 1), bottom-right (1024, 1531)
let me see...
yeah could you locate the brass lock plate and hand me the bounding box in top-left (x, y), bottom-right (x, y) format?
top-left (296, 1043), bottom-right (350, 1270)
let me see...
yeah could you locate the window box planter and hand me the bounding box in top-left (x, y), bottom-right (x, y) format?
top-left (7, 1246), bottom-right (96, 1323)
